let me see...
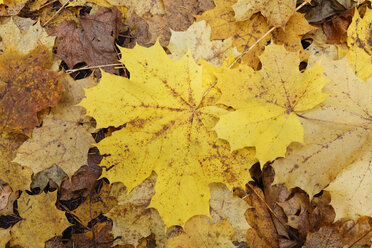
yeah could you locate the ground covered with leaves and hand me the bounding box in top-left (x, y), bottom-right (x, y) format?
top-left (0, 0), bottom-right (371, 247)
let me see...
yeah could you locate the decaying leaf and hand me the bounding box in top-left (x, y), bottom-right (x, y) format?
top-left (71, 180), bottom-right (117, 226)
top-left (214, 43), bottom-right (328, 163)
top-left (53, 6), bottom-right (122, 75)
top-left (232, 0), bottom-right (296, 27)
top-left (303, 216), bottom-right (372, 247)
top-left (346, 8), bottom-right (372, 81)
top-left (168, 20), bottom-right (238, 66)
top-left (243, 184), bottom-right (279, 248)
top-left (9, 191), bottom-right (69, 248)
top-left (13, 116), bottom-right (94, 176)
top-left (59, 159), bottom-right (101, 203)
top-left (0, 45), bottom-right (64, 134)
top-left (80, 42), bottom-right (255, 226)
top-left (165, 215), bottom-right (236, 248)
top-left (273, 55), bottom-right (372, 219)
top-left (125, 0), bottom-right (214, 46)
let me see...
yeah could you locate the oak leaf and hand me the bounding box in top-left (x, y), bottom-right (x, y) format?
top-left (273, 56), bottom-right (372, 219)
top-left (168, 20), bottom-right (238, 66)
top-left (214, 43), bottom-right (328, 163)
top-left (0, 45), bottom-right (64, 134)
top-left (232, 0), bottom-right (296, 27)
top-left (9, 191), bottom-right (69, 248)
top-left (346, 7), bottom-right (372, 81)
top-left (80, 42), bottom-right (255, 226)
top-left (165, 216), bottom-right (236, 248)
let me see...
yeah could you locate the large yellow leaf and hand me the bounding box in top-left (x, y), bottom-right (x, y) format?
top-left (80, 42), bottom-right (255, 226)
top-left (214, 43), bottom-right (328, 163)
top-left (232, 0), bottom-right (296, 27)
top-left (165, 216), bottom-right (236, 248)
top-left (273, 56), bottom-right (372, 219)
top-left (9, 191), bottom-right (69, 248)
top-left (347, 8), bottom-right (372, 81)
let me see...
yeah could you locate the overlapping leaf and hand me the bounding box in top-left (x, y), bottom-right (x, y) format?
top-left (273, 56), bottom-right (372, 219)
top-left (0, 45), bottom-right (63, 134)
top-left (214, 43), bottom-right (328, 163)
top-left (80, 42), bottom-right (255, 226)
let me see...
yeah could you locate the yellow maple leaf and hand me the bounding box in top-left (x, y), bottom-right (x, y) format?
top-left (273, 56), bottom-right (372, 219)
top-left (346, 8), bottom-right (372, 81)
top-left (80, 42), bottom-right (255, 226)
top-left (9, 191), bottom-right (69, 248)
top-left (165, 216), bottom-right (236, 248)
top-left (232, 0), bottom-right (297, 27)
top-left (214, 43), bottom-right (328, 164)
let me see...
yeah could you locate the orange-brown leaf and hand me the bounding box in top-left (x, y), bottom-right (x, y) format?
top-left (0, 45), bottom-right (63, 134)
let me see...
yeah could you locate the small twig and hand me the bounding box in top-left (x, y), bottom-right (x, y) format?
top-left (42, 0), bottom-right (70, 27)
top-left (66, 63), bottom-right (124, 73)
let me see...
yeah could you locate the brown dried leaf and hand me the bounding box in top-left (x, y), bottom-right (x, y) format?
top-left (322, 8), bottom-right (355, 44)
top-left (0, 45), bottom-right (64, 134)
top-left (244, 184), bottom-right (279, 248)
top-left (126, 0), bottom-right (214, 46)
top-left (71, 180), bottom-right (117, 226)
top-left (53, 7), bottom-right (122, 75)
top-left (59, 164), bottom-right (102, 201)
